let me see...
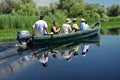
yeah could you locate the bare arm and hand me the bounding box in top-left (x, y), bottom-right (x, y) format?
top-left (53, 27), bottom-right (60, 33)
top-left (32, 27), bottom-right (35, 36)
top-left (45, 27), bottom-right (49, 34)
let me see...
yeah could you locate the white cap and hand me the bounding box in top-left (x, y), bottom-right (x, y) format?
top-left (81, 18), bottom-right (85, 22)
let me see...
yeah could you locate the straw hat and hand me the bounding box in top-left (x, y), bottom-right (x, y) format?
top-left (66, 18), bottom-right (72, 24)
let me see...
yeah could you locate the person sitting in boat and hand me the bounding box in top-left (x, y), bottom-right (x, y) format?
top-left (80, 18), bottom-right (90, 31)
top-left (71, 18), bottom-right (79, 32)
top-left (32, 15), bottom-right (49, 36)
top-left (51, 21), bottom-right (60, 34)
top-left (60, 18), bottom-right (72, 34)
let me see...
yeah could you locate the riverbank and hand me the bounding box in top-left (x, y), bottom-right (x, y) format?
top-left (0, 16), bottom-right (120, 42)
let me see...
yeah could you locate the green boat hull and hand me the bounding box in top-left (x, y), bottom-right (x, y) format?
top-left (35, 34), bottom-right (100, 54)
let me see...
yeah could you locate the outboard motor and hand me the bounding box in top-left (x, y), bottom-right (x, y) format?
top-left (17, 30), bottom-right (32, 49)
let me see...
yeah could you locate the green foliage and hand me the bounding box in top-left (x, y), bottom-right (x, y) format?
top-left (0, 0), bottom-right (120, 30)
top-left (107, 4), bottom-right (120, 17)
top-left (0, 0), bottom-right (14, 14)
top-left (57, 0), bottom-right (85, 17)
top-left (11, 0), bottom-right (39, 16)
top-left (0, 15), bottom-right (38, 29)
top-left (68, 1), bottom-right (85, 17)
top-left (85, 4), bottom-right (109, 21)
top-left (46, 10), bottom-right (66, 29)
top-left (0, 0), bottom-right (39, 16)
top-left (57, 0), bottom-right (109, 21)
top-left (0, 29), bottom-right (17, 41)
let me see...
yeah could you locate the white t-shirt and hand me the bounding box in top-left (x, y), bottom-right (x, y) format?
top-left (60, 23), bottom-right (72, 34)
top-left (33, 20), bottom-right (48, 36)
top-left (80, 22), bottom-right (90, 31)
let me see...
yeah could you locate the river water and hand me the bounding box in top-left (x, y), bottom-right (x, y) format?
top-left (0, 28), bottom-right (120, 80)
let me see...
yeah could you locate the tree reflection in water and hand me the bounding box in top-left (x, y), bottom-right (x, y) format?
top-left (101, 27), bottom-right (120, 35)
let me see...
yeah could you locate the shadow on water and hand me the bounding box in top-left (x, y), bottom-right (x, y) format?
top-left (101, 27), bottom-right (120, 35)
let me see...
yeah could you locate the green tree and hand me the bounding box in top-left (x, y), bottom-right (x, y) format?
top-left (68, 2), bottom-right (85, 17)
top-left (0, 0), bottom-right (14, 14)
top-left (107, 4), bottom-right (120, 16)
top-left (85, 4), bottom-right (108, 21)
top-left (57, 0), bottom-right (85, 17)
top-left (0, 0), bottom-right (39, 16)
top-left (11, 0), bottom-right (38, 16)
top-left (58, 0), bottom-right (75, 13)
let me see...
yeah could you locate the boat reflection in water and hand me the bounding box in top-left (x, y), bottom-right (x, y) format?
top-left (0, 34), bottom-right (100, 78)
top-left (33, 34), bottom-right (100, 66)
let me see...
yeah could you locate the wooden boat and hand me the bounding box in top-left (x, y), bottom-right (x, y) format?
top-left (35, 34), bottom-right (100, 53)
top-left (32, 22), bottom-right (100, 49)
top-left (17, 21), bottom-right (100, 50)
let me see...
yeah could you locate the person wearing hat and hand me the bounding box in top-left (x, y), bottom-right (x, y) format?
top-left (71, 18), bottom-right (79, 32)
top-left (60, 18), bottom-right (72, 34)
top-left (80, 18), bottom-right (90, 31)
top-left (32, 15), bottom-right (49, 36)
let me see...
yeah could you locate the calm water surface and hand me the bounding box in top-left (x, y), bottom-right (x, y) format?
top-left (0, 28), bottom-right (120, 80)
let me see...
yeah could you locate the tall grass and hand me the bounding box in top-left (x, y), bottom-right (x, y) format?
top-left (0, 29), bottom-right (17, 42)
top-left (1, 14), bottom-right (120, 30)
top-left (0, 14), bottom-right (120, 42)
top-left (101, 16), bottom-right (120, 28)
top-left (0, 13), bottom-right (66, 30)
top-left (0, 15), bottom-right (38, 29)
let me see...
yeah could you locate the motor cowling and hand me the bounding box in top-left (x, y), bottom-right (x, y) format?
top-left (17, 30), bottom-right (32, 45)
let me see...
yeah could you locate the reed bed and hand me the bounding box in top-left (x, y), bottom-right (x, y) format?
top-left (0, 15), bottom-right (120, 42)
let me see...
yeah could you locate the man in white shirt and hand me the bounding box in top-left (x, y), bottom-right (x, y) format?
top-left (60, 18), bottom-right (72, 34)
top-left (79, 18), bottom-right (90, 56)
top-left (80, 18), bottom-right (90, 31)
top-left (32, 16), bottom-right (49, 36)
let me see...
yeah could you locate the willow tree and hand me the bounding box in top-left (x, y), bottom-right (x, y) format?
top-left (57, 0), bottom-right (84, 17)
top-left (11, 0), bottom-right (39, 16)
